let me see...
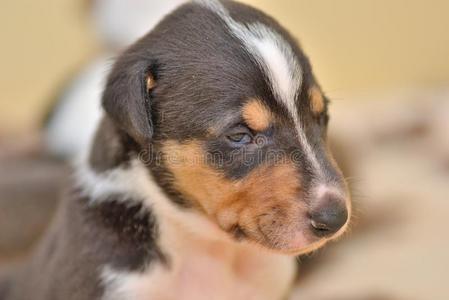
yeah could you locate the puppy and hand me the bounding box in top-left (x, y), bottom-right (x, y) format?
top-left (2, 1), bottom-right (351, 299)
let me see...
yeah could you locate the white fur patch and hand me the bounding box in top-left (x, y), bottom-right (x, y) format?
top-left (101, 251), bottom-right (294, 300)
top-left (195, 0), bottom-right (323, 176)
top-left (45, 58), bottom-right (107, 159)
top-left (195, 0), bottom-right (301, 106)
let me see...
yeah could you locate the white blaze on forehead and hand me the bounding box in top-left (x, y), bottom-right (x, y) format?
top-left (195, 0), bottom-right (301, 107)
top-left (195, 0), bottom-right (323, 175)
top-left (249, 29), bottom-right (300, 110)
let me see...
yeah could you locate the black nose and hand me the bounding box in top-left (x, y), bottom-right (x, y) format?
top-left (310, 197), bottom-right (348, 237)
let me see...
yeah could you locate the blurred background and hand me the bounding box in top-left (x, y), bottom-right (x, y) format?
top-left (0, 0), bottom-right (448, 299)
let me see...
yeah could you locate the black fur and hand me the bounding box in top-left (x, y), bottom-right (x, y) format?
top-left (4, 190), bottom-right (163, 300)
top-left (83, 195), bottom-right (165, 271)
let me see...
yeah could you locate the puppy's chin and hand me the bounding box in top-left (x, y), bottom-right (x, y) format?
top-left (226, 225), bottom-right (325, 256)
top-left (268, 236), bottom-right (329, 256)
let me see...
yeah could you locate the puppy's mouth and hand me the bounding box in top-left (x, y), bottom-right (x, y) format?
top-left (231, 229), bottom-right (324, 256)
top-left (226, 213), bottom-right (350, 256)
top-left (230, 225), bottom-right (248, 241)
top-left (229, 226), bottom-right (311, 255)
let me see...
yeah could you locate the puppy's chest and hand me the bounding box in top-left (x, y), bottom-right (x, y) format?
top-left (103, 236), bottom-right (296, 300)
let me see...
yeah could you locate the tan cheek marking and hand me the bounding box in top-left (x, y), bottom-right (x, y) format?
top-left (163, 140), bottom-right (303, 230)
top-left (216, 162), bottom-right (303, 233)
top-left (163, 140), bottom-right (307, 249)
top-left (309, 86), bottom-right (325, 115)
top-left (242, 99), bottom-right (272, 131)
top-left (146, 74), bottom-right (156, 91)
top-left (162, 141), bottom-right (236, 215)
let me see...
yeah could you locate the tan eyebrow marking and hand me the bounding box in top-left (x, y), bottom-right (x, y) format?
top-left (242, 99), bottom-right (273, 131)
top-left (309, 86), bottom-right (325, 115)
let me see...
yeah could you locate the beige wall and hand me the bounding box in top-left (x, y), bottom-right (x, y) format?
top-left (244, 0), bottom-right (449, 91)
top-left (1, 0), bottom-right (449, 133)
top-left (0, 0), bottom-right (98, 134)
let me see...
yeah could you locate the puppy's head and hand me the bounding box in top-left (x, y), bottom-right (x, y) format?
top-left (101, 0), bottom-right (351, 255)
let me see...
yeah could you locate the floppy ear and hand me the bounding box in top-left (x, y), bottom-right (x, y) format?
top-left (102, 58), bottom-right (157, 146)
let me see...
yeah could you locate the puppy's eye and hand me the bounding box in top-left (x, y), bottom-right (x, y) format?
top-left (227, 133), bottom-right (252, 144)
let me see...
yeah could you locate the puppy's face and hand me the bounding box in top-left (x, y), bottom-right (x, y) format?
top-left (103, 1), bottom-right (350, 255)
top-left (155, 87), bottom-right (349, 255)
